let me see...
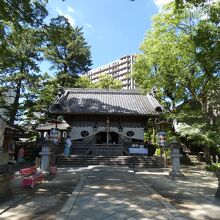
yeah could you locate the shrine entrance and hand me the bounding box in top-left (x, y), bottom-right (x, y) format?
top-left (95, 132), bottom-right (119, 145)
top-left (93, 132), bottom-right (122, 156)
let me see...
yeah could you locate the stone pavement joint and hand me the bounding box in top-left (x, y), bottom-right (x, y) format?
top-left (0, 194), bottom-right (29, 215)
top-left (56, 169), bottom-right (91, 220)
top-left (135, 173), bottom-right (181, 218)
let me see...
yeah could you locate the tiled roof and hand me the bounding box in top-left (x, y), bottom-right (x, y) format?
top-left (36, 120), bottom-right (70, 131)
top-left (50, 88), bottom-right (163, 116)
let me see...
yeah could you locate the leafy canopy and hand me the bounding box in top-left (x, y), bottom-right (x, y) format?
top-left (44, 16), bottom-right (92, 87)
top-left (133, 2), bottom-right (220, 147)
top-left (94, 74), bottom-right (123, 89)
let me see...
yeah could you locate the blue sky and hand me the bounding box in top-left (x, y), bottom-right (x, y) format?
top-left (42, 0), bottom-right (170, 73)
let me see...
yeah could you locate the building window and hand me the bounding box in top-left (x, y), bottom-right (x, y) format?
top-left (81, 130), bottom-right (89, 137)
top-left (126, 131), bottom-right (134, 137)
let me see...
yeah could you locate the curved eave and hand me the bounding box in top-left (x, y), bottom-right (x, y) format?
top-left (50, 110), bottom-right (161, 117)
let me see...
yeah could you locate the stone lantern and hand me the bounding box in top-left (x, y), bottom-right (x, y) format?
top-left (169, 139), bottom-right (184, 179)
top-left (215, 169), bottom-right (220, 198)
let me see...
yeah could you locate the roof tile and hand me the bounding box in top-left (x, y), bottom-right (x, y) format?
top-left (51, 88), bottom-right (163, 116)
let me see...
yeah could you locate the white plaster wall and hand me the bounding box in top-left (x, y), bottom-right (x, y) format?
top-left (69, 126), bottom-right (144, 141)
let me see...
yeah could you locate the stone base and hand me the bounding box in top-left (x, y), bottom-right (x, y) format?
top-left (0, 173), bottom-right (12, 198)
top-left (0, 164), bottom-right (14, 198)
top-left (215, 189), bottom-right (220, 198)
top-left (169, 171), bottom-right (184, 180)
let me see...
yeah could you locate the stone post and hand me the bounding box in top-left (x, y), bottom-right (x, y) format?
top-left (215, 169), bottom-right (220, 198)
top-left (0, 117), bottom-right (13, 197)
top-left (0, 117), bottom-right (6, 152)
top-left (216, 155), bottom-right (219, 164)
top-left (0, 117), bottom-right (8, 166)
top-left (39, 141), bottom-right (52, 172)
top-left (169, 139), bottom-right (184, 179)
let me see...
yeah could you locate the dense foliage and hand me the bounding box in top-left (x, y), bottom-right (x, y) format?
top-left (94, 74), bottom-right (123, 89)
top-left (206, 163), bottom-right (220, 172)
top-left (0, 0), bottom-right (48, 28)
top-left (44, 16), bottom-right (92, 87)
top-left (133, 2), bottom-right (220, 149)
top-left (0, 2), bottom-right (92, 125)
top-left (74, 74), bottom-right (123, 89)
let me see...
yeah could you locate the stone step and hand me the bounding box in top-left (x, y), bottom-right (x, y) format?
top-left (188, 155), bottom-right (202, 163)
top-left (57, 156), bottom-right (162, 168)
top-left (58, 159), bottom-right (158, 162)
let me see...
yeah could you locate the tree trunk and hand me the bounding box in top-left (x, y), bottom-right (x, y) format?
top-left (200, 96), bottom-right (215, 127)
top-left (9, 78), bottom-right (22, 124)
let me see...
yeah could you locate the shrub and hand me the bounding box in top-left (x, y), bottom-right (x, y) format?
top-left (155, 147), bottom-right (171, 158)
top-left (206, 163), bottom-right (220, 172)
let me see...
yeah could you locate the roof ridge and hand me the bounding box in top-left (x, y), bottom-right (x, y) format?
top-left (65, 88), bottom-right (141, 94)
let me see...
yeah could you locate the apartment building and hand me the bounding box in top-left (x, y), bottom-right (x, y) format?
top-left (83, 54), bottom-right (136, 89)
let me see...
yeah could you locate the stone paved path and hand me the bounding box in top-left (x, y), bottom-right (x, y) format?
top-left (58, 166), bottom-right (189, 220)
top-left (135, 167), bottom-right (220, 220)
top-left (0, 167), bottom-right (81, 220)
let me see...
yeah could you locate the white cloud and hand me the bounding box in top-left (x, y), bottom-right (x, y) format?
top-left (56, 7), bottom-right (75, 27)
top-left (85, 23), bottom-right (92, 29)
top-left (64, 14), bottom-right (75, 27)
top-left (56, 7), bottom-right (62, 15)
top-left (67, 6), bottom-right (74, 13)
top-left (154, 0), bottom-right (173, 7)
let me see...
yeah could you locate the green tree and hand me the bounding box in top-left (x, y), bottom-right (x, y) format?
top-left (44, 16), bottom-right (92, 87)
top-left (23, 73), bottom-right (58, 125)
top-left (175, 0), bottom-right (210, 9)
top-left (0, 1), bottom-right (48, 65)
top-left (133, 2), bottom-right (219, 147)
top-left (0, 0), bottom-right (48, 28)
top-left (0, 27), bottom-right (43, 123)
top-left (94, 74), bottom-right (123, 89)
top-left (0, 1), bottom-right (48, 124)
top-left (74, 76), bottom-right (94, 88)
